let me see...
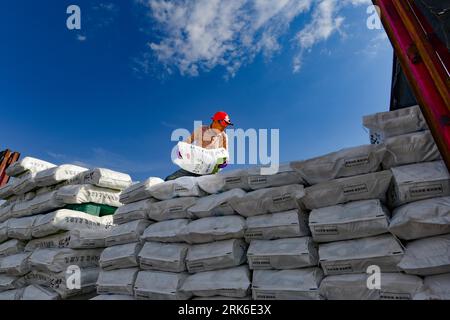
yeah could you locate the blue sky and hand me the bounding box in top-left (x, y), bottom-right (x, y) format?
top-left (0, 0), bottom-right (392, 181)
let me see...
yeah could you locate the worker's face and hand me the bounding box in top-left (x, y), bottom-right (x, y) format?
top-left (213, 120), bottom-right (229, 131)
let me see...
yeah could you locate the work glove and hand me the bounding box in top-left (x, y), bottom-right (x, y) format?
top-left (218, 160), bottom-right (228, 169)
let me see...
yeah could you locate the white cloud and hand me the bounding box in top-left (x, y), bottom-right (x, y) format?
top-left (137, 0), bottom-right (371, 77)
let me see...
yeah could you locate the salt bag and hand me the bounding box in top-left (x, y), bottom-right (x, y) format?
top-left (0, 239), bottom-right (25, 258)
top-left (96, 268), bottom-right (139, 296)
top-left (247, 163), bottom-right (303, 190)
top-left (186, 239), bottom-right (247, 273)
top-left (32, 209), bottom-right (113, 238)
top-left (28, 191), bottom-right (64, 215)
top-left (149, 176), bottom-right (205, 200)
top-left (138, 242), bottom-right (189, 273)
top-left (56, 184), bottom-right (122, 207)
top-left (21, 285), bottom-right (60, 300)
top-left (29, 248), bottom-right (102, 273)
top-left (389, 197), bottom-right (450, 241)
top-left (35, 164), bottom-right (88, 187)
top-left (291, 144), bottom-right (386, 185)
top-left (24, 268), bottom-right (99, 299)
top-left (319, 234), bottom-right (404, 275)
top-left (414, 273), bottom-right (450, 300)
top-left (309, 199), bottom-right (390, 243)
top-left (252, 268), bottom-right (323, 300)
top-left (363, 105), bottom-right (428, 144)
top-left (187, 189), bottom-right (245, 218)
top-left (12, 171), bottom-right (37, 195)
top-left (247, 237), bottom-right (318, 270)
top-left (71, 168), bottom-right (132, 191)
top-left (0, 274), bottom-right (26, 292)
top-left (181, 265), bottom-right (251, 298)
top-left (113, 199), bottom-right (152, 225)
top-left (398, 234), bottom-right (450, 276)
top-left (99, 242), bottom-right (142, 271)
top-left (25, 229), bottom-right (109, 251)
top-left (382, 130), bottom-right (441, 169)
top-left (302, 170), bottom-right (393, 210)
top-left (91, 295), bottom-right (135, 300)
top-left (134, 270), bottom-right (191, 300)
top-left (0, 183), bottom-right (15, 200)
top-left (181, 216), bottom-right (246, 244)
top-left (0, 288), bottom-right (24, 300)
top-left (389, 161), bottom-right (450, 207)
top-left (0, 252), bottom-right (31, 276)
top-left (119, 177), bottom-right (163, 204)
top-left (245, 210), bottom-right (310, 242)
top-left (105, 219), bottom-right (151, 247)
top-left (148, 197), bottom-right (197, 221)
top-left (7, 216), bottom-right (38, 240)
top-left (0, 221), bottom-right (8, 243)
top-left (141, 219), bottom-right (190, 243)
top-left (229, 184), bottom-right (305, 217)
top-left (319, 273), bottom-right (423, 300)
top-left (6, 157), bottom-right (56, 178)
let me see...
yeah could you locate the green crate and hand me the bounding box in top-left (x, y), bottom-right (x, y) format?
top-left (64, 203), bottom-right (117, 217)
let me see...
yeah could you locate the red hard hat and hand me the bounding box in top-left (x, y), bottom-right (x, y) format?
top-left (212, 111), bottom-right (233, 126)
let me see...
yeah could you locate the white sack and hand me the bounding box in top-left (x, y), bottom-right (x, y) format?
top-left (0, 288), bottom-right (23, 300)
top-left (319, 234), bottom-right (404, 275)
top-left (414, 273), bottom-right (450, 300)
top-left (0, 183), bottom-right (14, 200)
top-left (138, 242), bottom-right (189, 273)
top-left (245, 210), bottom-right (310, 242)
top-left (319, 273), bottom-right (423, 300)
top-left (247, 237), bottom-right (318, 270)
top-left (29, 248), bottom-right (102, 273)
top-left (99, 242), bottom-right (142, 271)
top-left (247, 163), bottom-right (303, 190)
top-left (291, 144), bottom-right (386, 185)
top-left (229, 184), bottom-right (304, 217)
top-left (141, 219), bottom-right (189, 243)
top-left (113, 199), bottom-right (152, 225)
top-left (181, 216), bottom-right (246, 244)
top-left (252, 268), bottom-right (323, 300)
top-left (32, 209), bottom-right (113, 238)
top-left (0, 274), bottom-right (26, 292)
top-left (363, 105), bottom-right (428, 144)
top-left (7, 216), bottom-right (38, 240)
top-left (134, 270), bottom-right (191, 300)
top-left (28, 191), bottom-right (64, 216)
top-left (96, 268), bottom-right (139, 296)
top-left (383, 130), bottom-right (441, 169)
top-left (11, 171), bottom-right (37, 195)
top-left (149, 177), bottom-right (205, 200)
top-left (105, 219), bottom-right (151, 247)
top-left (148, 197), bottom-right (197, 221)
top-left (309, 199), bottom-right (390, 243)
top-left (21, 285), bottom-right (60, 300)
top-left (56, 184), bottom-right (122, 207)
top-left (181, 266), bottom-right (251, 298)
top-left (23, 268), bottom-right (99, 299)
top-left (389, 161), bottom-right (450, 207)
top-left (6, 157), bottom-right (56, 177)
top-left (25, 229), bottom-right (109, 251)
top-left (187, 189), bottom-right (245, 218)
top-left (10, 199), bottom-right (33, 219)
top-left (389, 196), bottom-right (450, 240)
top-left (302, 170), bottom-right (393, 210)
top-left (91, 295), bottom-right (135, 300)
top-left (35, 164), bottom-right (88, 187)
top-left (0, 221), bottom-right (8, 243)
top-left (71, 168), bottom-right (132, 191)
top-left (186, 239), bottom-right (247, 273)
top-left (0, 252), bottom-right (30, 276)
top-left (398, 234), bottom-right (450, 276)
top-left (0, 239), bottom-right (25, 258)
top-left (119, 177), bottom-right (163, 204)
top-left (0, 202), bottom-right (14, 223)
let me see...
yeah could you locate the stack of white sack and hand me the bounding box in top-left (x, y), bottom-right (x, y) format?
top-left (0, 157), bottom-right (132, 300)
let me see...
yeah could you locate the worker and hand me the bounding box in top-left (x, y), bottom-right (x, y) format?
top-left (165, 111), bottom-right (233, 181)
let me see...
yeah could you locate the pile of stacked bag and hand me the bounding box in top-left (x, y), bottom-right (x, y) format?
top-left (0, 157), bottom-right (132, 300)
